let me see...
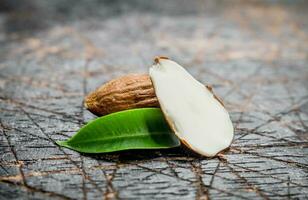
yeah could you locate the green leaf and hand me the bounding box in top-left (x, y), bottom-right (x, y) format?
top-left (56, 108), bottom-right (180, 153)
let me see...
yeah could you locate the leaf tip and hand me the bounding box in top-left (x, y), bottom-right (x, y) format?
top-left (56, 140), bottom-right (68, 147)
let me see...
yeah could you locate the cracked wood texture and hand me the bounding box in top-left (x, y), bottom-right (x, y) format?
top-left (0, 0), bottom-right (308, 199)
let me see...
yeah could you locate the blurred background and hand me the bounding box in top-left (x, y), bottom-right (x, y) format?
top-left (0, 0), bottom-right (307, 63)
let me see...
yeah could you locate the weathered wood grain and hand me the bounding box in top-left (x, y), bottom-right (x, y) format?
top-left (0, 0), bottom-right (307, 199)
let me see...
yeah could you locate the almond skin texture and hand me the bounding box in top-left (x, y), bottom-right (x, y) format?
top-left (85, 74), bottom-right (159, 116)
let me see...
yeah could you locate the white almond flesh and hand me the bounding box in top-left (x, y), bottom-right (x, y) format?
top-left (149, 58), bottom-right (234, 157)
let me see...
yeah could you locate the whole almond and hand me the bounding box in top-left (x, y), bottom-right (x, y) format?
top-left (85, 74), bottom-right (159, 116)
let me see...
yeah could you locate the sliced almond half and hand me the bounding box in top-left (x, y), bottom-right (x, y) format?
top-left (149, 57), bottom-right (234, 157)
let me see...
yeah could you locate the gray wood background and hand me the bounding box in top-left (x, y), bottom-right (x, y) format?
top-left (0, 0), bottom-right (307, 199)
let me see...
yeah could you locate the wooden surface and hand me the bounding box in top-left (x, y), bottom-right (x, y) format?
top-left (0, 0), bottom-right (308, 199)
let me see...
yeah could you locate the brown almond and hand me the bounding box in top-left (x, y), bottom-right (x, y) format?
top-left (84, 74), bottom-right (159, 116)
